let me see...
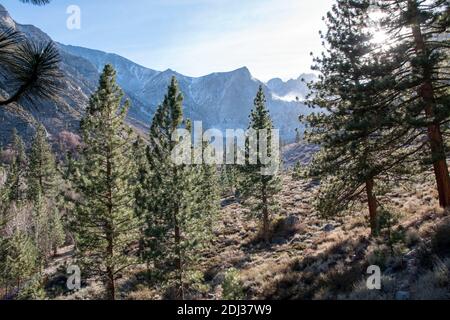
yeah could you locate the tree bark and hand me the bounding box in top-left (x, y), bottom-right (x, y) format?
top-left (106, 266), bottom-right (115, 300)
top-left (174, 222), bottom-right (184, 300)
top-left (409, 0), bottom-right (450, 208)
top-left (106, 150), bottom-right (116, 300)
top-left (261, 180), bottom-right (270, 244)
top-left (366, 178), bottom-right (378, 236)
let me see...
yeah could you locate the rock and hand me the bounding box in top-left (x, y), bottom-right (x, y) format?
top-left (395, 291), bottom-right (410, 300)
top-left (322, 224), bottom-right (335, 232)
top-left (284, 215), bottom-right (300, 227)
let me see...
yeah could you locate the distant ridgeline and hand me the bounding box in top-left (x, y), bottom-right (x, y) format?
top-left (0, 4), bottom-right (314, 149)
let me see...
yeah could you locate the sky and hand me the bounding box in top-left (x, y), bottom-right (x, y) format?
top-left (1, 0), bottom-right (334, 81)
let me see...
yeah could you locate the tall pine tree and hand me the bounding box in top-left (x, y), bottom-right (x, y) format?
top-left (376, 0), bottom-right (450, 207)
top-left (4, 129), bottom-right (28, 203)
top-left (304, 0), bottom-right (420, 234)
top-left (73, 64), bottom-right (140, 300)
top-left (142, 77), bottom-right (215, 299)
top-left (27, 124), bottom-right (58, 200)
top-left (240, 86), bottom-right (282, 244)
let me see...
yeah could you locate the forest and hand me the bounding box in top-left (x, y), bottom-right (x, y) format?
top-left (0, 0), bottom-right (449, 300)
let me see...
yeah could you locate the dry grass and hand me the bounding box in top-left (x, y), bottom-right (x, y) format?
top-left (42, 171), bottom-right (450, 300)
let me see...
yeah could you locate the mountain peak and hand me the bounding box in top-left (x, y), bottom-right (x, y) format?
top-left (234, 66), bottom-right (251, 75)
top-left (0, 4), bottom-right (15, 28)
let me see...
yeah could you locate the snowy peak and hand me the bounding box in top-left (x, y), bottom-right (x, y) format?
top-left (0, 3), bottom-right (312, 144)
top-left (267, 73), bottom-right (316, 102)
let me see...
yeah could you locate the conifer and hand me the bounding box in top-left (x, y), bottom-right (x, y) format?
top-left (27, 124), bottom-right (58, 200)
top-left (240, 86), bottom-right (282, 243)
top-left (73, 64), bottom-right (140, 300)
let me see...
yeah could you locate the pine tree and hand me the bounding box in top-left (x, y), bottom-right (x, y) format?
top-left (26, 124), bottom-right (65, 260)
top-left (72, 64), bottom-right (140, 300)
top-left (375, 0), bottom-right (450, 208)
top-left (4, 129), bottom-right (27, 202)
top-left (240, 86), bottom-right (282, 244)
top-left (0, 230), bottom-right (39, 297)
top-left (304, 0), bottom-right (419, 234)
top-left (194, 157), bottom-right (220, 237)
top-left (27, 124), bottom-right (58, 200)
top-left (132, 136), bottom-right (151, 265)
top-left (143, 77), bottom-right (214, 299)
top-left (220, 164), bottom-right (241, 198)
top-left (16, 273), bottom-right (46, 300)
top-left (31, 194), bottom-right (64, 263)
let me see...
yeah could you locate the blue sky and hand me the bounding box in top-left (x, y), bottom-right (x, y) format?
top-left (2, 0), bottom-right (334, 81)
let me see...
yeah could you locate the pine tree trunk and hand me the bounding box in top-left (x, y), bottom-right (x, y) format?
top-left (172, 160), bottom-right (184, 300)
top-left (106, 151), bottom-right (116, 300)
top-left (366, 178), bottom-right (378, 236)
top-left (106, 224), bottom-right (116, 300)
top-left (174, 222), bottom-right (183, 300)
top-left (261, 180), bottom-right (270, 244)
top-left (409, 0), bottom-right (450, 208)
top-left (106, 266), bottom-right (115, 300)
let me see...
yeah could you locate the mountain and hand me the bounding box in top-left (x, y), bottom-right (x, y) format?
top-left (267, 74), bottom-right (316, 102)
top-left (0, 4), bottom-right (313, 147)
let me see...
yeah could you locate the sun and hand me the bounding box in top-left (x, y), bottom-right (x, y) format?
top-left (371, 29), bottom-right (390, 49)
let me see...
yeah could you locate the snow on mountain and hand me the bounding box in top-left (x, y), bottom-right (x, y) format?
top-left (0, 3), bottom-right (312, 145)
top-left (267, 74), bottom-right (316, 102)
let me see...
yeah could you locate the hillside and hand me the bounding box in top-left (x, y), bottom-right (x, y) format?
top-left (42, 169), bottom-right (450, 300)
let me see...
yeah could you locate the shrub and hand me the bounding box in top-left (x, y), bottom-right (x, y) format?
top-left (404, 229), bottom-right (421, 248)
top-left (412, 260), bottom-right (450, 300)
top-left (431, 222), bottom-right (450, 257)
top-left (222, 268), bottom-right (245, 300)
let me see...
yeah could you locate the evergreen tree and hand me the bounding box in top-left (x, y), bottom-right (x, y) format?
top-left (32, 194), bottom-right (64, 263)
top-left (194, 157), bottom-right (220, 236)
top-left (27, 124), bottom-right (58, 200)
top-left (26, 124), bottom-right (64, 260)
top-left (376, 0), bottom-right (450, 207)
top-left (0, 230), bottom-right (39, 297)
top-left (240, 86), bottom-right (282, 244)
top-left (132, 136), bottom-right (151, 265)
top-left (143, 77), bottom-right (214, 299)
top-left (4, 129), bottom-right (27, 202)
top-left (73, 64), bottom-right (140, 300)
top-left (304, 0), bottom-right (419, 234)
top-left (16, 273), bottom-right (46, 300)
top-left (220, 164), bottom-right (240, 198)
